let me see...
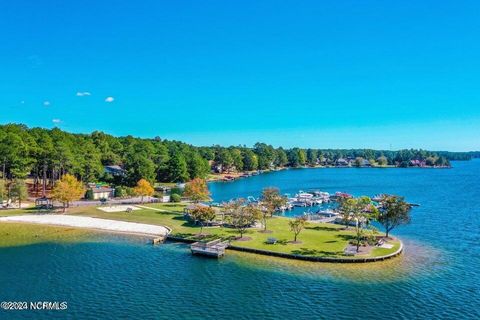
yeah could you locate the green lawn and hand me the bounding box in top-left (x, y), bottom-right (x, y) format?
top-left (66, 203), bottom-right (400, 259)
top-left (0, 203), bottom-right (401, 259)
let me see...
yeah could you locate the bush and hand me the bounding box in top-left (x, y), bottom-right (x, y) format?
top-left (85, 189), bottom-right (94, 200)
top-left (115, 186), bottom-right (127, 198)
top-left (170, 187), bottom-right (183, 196)
top-left (126, 187), bottom-right (136, 197)
top-left (170, 194), bottom-right (181, 203)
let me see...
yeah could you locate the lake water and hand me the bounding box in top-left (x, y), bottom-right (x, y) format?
top-left (1, 160), bottom-right (480, 319)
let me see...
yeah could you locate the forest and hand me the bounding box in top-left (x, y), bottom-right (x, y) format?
top-left (0, 124), bottom-right (474, 187)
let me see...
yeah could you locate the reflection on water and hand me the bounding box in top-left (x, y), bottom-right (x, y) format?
top-left (94, 233), bottom-right (444, 284)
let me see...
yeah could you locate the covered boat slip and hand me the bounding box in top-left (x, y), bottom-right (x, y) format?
top-left (191, 239), bottom-right (230, 258)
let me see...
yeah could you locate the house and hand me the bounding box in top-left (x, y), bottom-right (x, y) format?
top-left (104, 165), bottom-right (126, 177)
top-left (410, 159), bottom-right (426, 167)
top-left (362, 159), bottom-right (372, 167)
top-left (87, 183), bottom-right (115, 200)
top-left (336, 158), bottom-right (349, 167)
top-left (90, 187), bottom-right (115, 200)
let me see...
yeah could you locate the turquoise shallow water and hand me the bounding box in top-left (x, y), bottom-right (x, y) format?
top-left (1, 160), bottom-right (480, 319)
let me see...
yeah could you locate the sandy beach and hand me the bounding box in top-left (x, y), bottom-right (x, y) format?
top-left (0, 215), bottom-right (171, 237)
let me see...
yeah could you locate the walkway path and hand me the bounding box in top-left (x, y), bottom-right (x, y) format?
top-left (135, 205), bottom-right (172, 213)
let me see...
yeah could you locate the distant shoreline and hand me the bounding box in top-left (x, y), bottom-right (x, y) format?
top-left (207, 164), bottom-right (452, 182)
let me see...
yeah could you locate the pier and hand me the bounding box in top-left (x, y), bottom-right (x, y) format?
top-left (190, 239), bottom-right (230, 258)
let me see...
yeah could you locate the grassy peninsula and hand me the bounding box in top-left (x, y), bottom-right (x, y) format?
top-left (0, 203), bottom-right (400, 259)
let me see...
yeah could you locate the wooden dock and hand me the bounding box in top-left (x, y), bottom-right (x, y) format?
top-left (152, 236), bottom-right (165, 245)
top-left (191, 239), bottom-right (229, 258)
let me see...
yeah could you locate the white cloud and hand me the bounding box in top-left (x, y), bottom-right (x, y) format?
top-left (43, 101), bottom-right (50, 106)
top-left (52, 119), bottom-right (61, 124)
top-left (105, 96), bottom-right (114, 103)
top-left (76, 91), bottom-right (91, 96)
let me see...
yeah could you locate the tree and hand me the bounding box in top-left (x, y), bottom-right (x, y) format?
top-left (259, 187), bottom-right (287, 232)
top-left (346, 196), bottom-right (378, 252)
top-left (134, 179), bottom-right (154, 203)
top-left (297, 149), bottom-right (307, 166)
top-left (377, 195), bottom-right (411, 238)
top-left (75, 139), bottom-right (103, 182)
top-left (0, 132), bottom-right (32, 179)
top-left (337, 196), bottom-right (355, 228)
top-left (0, 180), bottom-right (6, 202)
top-left (274, 148), bottom-right (288, 167)
top-left (188, 152), bottom-right (210, 179)
top-left (183, 178), bottom-right (210, 203)
top-left (122, 140), bottom-right (156, 185)
top-left (253, 143), bottom-right (275, 170)
top-left (189, 205), bottom-right (216, 235)
top-left (225, 199), bottom-right (261, 239)
top-left (114, 186), bottom-right (127, 198)
top-left (10, 179), bottom-right (28, 208)
top-left (215, 149), bottom-right (234, 172)
top-left (51, 174), bottom-right (85, 212)
top-left (306, 149), bottom-right (318, 166)
top-left (425, 156), bottom-right (437, 166)
top-left (289, 216), bottom-right (307, 242)
top-left (242, 149), bottom-right (258, 171)
top-left (354, 157), bottom-right (364, 167)
top-left (167, 152), bottom-right (189, 182)
top-left (230, 148), bottom-right (244, 171)
top-left (377, 155), bottom-right (388, 166)
top-left (435, 156), bottom-right (450, 167)
top-left (170, 193), bottom-right (181, 203)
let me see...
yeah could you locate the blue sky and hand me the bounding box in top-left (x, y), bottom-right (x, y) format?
top-left (0, 0), bottom-right (479, 151)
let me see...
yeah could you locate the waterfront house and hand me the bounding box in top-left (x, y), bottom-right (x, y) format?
top-left (362, 159), bottom-right (372, 167)
top-left (336, 158), bottom-right (349, 167)
top-left (104, 165), bottom-right (126, 177)
top-left (410, 159), bottom-right (426, 167)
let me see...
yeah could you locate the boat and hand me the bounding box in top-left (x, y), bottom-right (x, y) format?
top-left (291, 192), bottom-right (315, 207)
top-left (331, 192), bottom-right (353, 200)
top-left (315, 209), bottom-right (338, 217)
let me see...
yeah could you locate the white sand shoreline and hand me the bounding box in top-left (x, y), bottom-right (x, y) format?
top-left (0, 215), bottom-right (171, 237)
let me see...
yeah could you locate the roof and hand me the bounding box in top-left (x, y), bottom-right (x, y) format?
top-left (91, 187), bottom-right (114, 193)
top-left (104, 165), bottom-right (126, 175)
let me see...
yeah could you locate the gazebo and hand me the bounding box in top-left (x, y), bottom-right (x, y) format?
top-left (35, 197), bottom-right (53, 209)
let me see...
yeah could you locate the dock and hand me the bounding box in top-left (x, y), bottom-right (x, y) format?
top-left (152, 236), bottom-right (165, 245)
top-left (191, 239), bottom-right (230, 258)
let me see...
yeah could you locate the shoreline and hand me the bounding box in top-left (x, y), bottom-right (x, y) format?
top-left (167, 235), bottom-right (403, 263)
top-left (0, 213), bottom-right (403, 263)
top-left (207, 165), bottom-right (452, 182)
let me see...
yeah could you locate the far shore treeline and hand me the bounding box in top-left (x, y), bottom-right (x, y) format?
top-left (0, 124), bottom-right (477, 186)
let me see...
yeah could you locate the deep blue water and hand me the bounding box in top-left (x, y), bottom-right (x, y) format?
top-left (1, 160), bottom-right (480, 319)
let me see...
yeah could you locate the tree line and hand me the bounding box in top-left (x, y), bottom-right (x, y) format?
top-left (0, 124), bottom-right (471, 188)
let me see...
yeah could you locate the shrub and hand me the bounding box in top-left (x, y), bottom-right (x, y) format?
top-left (170, 194), bottom-right (181, 203)
top-left (85, 189), bottom-right (94, 200)
top-left (126, 187), bottom-right (136, 197)
top-left (115, 186), bottom-right (127, 198)
top-left (170, 187), bottom-right (183, 196)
